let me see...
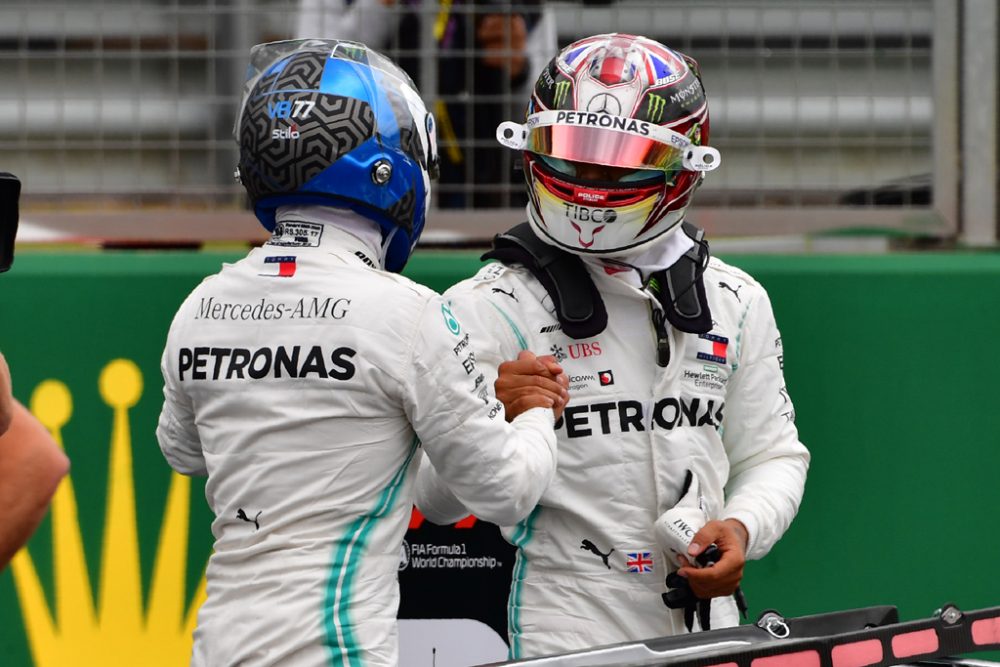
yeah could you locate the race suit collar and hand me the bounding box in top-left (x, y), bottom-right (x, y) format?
top-left (273, 205), bottom-right (385, 269)
top-left (585, 230), bottom-right (696, 289)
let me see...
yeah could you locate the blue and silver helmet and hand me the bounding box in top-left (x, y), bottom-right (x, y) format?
top-left (234, 39), bottom-right (439, 272)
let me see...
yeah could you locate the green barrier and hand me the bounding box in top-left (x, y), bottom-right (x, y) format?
top-left (0, 250), bottom-right (997, 665)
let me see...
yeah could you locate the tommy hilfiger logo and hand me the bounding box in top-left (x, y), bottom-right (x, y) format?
top-left (261, 255), bottom-right (297, 277)
top-left (697, 334), bottom-right (729, 365)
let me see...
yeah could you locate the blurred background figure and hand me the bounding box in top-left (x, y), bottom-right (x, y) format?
top-left (295, 0), bottom-right (557, 208)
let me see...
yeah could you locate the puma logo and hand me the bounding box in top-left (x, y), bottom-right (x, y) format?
top-left (491, 287), bottom-right (518, 302)
top-left (580, 539), bottom-right (614, 569)
top-left (236, 508), bottom-right (262, 530)
top-left (719, 281), bottom-right (742, 302)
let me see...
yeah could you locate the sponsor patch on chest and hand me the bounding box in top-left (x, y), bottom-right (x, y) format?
top-left (696, 333), bottom-right (728, 365)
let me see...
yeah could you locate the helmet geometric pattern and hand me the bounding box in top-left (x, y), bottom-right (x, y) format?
top-left (239, 92), bottom-right (375, 201)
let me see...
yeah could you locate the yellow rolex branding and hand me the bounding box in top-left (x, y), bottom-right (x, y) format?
top-left (10, 359), bottom-right (207, 666)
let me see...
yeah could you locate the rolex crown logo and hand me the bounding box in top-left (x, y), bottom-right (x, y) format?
top-left (11, 359), bottom-right (208, 665)
top-left (553, 80), bottom-right (571, 107)
top-left (647, 94), bottom-right (667, 123)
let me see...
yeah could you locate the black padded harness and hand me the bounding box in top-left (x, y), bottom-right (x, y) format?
top-left (482, 222), bottom-right (713, 340)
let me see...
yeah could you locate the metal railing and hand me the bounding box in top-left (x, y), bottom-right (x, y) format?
top-left (0, 0), bottom-right (993, 245)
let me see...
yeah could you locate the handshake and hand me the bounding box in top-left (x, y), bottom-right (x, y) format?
top-left (1, 172), bottom-right (20, 273)
top-left (495, 350), bottom-right (571, 421)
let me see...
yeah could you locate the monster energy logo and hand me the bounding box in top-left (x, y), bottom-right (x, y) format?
top-left (647, 94), bottom-right (667, 123)
top-left (553, 81), bottom-right (571, 107)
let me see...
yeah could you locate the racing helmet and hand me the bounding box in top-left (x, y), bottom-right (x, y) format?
top-left (496, 34), bottom-right (720, 256)
top-left (234, 39), bottom-right (439, 272)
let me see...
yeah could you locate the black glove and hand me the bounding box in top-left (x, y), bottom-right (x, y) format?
top-left (662, 544), bottom-right (748, 632)
top-left (662, 544), bottom-right (719, 631)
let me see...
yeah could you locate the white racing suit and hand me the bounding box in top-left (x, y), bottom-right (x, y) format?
top-left (157, 216), bottom-right (557, 666)
top-left (415, 251), bottom-right (810, 658)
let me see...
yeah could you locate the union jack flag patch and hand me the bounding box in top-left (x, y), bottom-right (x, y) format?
top-left (625, 551), bottom-right (654, 573)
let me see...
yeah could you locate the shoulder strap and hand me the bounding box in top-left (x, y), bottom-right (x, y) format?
top-left (482, 221), bottom-right (713, 339)
top-left (654, 221), bottom-right (714, 334)
top-left (481, 223), bottom-right (608, 340)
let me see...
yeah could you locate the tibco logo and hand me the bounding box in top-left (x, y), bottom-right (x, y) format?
top-left (563, 203), bottom-right (617, 223)
top-left (272, 124), bottom-right (301, 140)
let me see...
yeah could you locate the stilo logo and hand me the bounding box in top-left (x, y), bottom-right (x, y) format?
top-left (272, 124), bottom-right (301, 140)
top-left (11, 359), bottom-right (207, 666)
top-left (599, 370), bottom-right (615, 386)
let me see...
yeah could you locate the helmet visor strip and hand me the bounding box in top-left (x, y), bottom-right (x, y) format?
top-left (497, 110), bottom-right (721, 173)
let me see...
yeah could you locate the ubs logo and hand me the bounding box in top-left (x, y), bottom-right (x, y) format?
top-left (568, 341), bottom-right (602, 359)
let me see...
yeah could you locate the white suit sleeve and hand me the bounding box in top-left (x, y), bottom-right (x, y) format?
top-left (156, 337), bottom-right (207, 477)
top-left (720, 288), bottom-right (810, 560)
top-left (407, 291), bottom-right (554, 527)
